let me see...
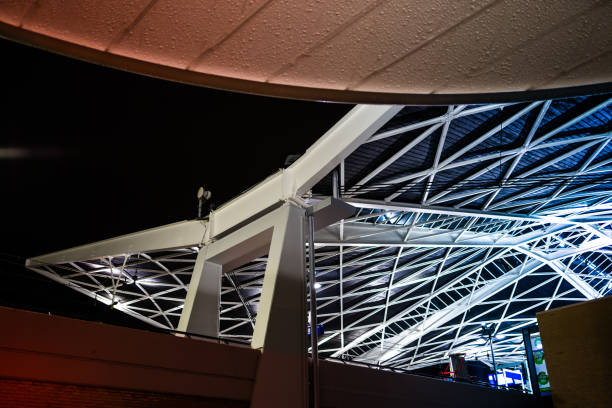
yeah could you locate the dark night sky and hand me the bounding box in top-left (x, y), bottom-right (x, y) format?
top-left (0, 37), bottom-right (351, 327)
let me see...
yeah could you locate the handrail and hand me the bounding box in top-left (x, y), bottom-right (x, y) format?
top-left (3, 304), bottom-right (530, 392)
top-left (2, 304), bottom-right (250, 346)
top-left (323, 356), bottom-right (529, 394)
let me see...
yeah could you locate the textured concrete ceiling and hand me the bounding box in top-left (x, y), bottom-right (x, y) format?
top-left (1, 0), bottom-right (611, 103)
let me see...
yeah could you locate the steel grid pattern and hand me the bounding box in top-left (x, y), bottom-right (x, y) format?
top-left (28, 94), bottom-right (612, 371)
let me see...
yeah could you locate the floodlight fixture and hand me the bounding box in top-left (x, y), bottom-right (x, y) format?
top-left (197, 186), bottom-right (212, 218)
top-left (197, 186), bottom-right (212, 201)
top-left (481, 322), bottom-right (496, 337)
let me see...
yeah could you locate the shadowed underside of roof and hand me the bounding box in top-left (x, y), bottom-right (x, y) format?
top-left (27, 94), bottom-right (612, 370)
top-left (1, 1), bottom-right (612, 103)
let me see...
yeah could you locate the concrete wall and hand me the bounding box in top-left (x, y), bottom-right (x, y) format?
top-left (537, 296), bottom-right (612, 408)
top-left (0, 307), bottom-right (258, 405)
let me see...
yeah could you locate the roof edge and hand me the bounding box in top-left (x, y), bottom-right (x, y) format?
top-left (2, 22), bottom-right (611, 106)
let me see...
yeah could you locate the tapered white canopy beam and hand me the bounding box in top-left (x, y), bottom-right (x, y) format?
top-left (27, 105), bottom-right (398, 267)
top-left (206, 104), bottom-right (400, 239)
top-left (26, 220), bottom-right (206, 267)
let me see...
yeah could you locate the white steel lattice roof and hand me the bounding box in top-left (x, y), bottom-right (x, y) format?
top-left (27, 94), bottom-right (612, 370)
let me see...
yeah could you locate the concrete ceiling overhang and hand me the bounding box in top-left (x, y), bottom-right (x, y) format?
top-left (1, 0), bottom-right (611, 103)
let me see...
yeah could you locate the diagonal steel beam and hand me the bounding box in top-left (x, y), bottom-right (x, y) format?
top-left (354, 258), bottom-right (545, 363)
top-left (316, 222), bottom-right (572, 248)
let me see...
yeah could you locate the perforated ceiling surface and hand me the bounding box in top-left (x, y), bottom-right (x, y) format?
top-left (1, 0), bottom-right (611, 103)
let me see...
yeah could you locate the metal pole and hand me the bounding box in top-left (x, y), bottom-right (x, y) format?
top-left (308, 213), bottom-right (319, 408)
top-left (522, 326), bottom-right (540, 396)
top-left (489, 334), bottom-right (498, 387)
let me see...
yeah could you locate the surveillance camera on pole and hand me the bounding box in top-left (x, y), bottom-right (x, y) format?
top-left (197, 186), bottom-right (212, 219)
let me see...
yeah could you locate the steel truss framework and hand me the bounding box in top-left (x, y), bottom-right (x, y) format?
top-left (27, 94), bottom-right (612, 371)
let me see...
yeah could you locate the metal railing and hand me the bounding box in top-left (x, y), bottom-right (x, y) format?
top-left (2, 303), bottom-right (529, 393)
top-left (324, 356), bottom-right (530, 393)
top-left (0, 302), bottom-right (250, 346)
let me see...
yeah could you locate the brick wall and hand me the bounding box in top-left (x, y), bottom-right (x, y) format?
top-left (0, 377), bottom-right (248, 408)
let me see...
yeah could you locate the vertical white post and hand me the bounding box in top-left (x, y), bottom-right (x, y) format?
top-left (251, 204), bottom-right (306, 350)
top-left (307, 211), bottom-right (319, 408)
top-left (177, 251), bottom-right (222, 337)
top-left (251, 203), bottom-right (308, 408)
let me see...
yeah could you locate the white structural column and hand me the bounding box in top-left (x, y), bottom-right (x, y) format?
top-left (251, 204), bottom-right (306, 350)
top-left (250, 204), bottom-right (308, 408)
top-left (177, 206), bottom-right (280, 340)
top-left (171, 203), bottom-right (308, 407)
top-left (177, 256), bottom-right (222, 337)
top-left (177, 198), bottom-right (354, 343)
top-left (176, 200), bottom-right (352, 408)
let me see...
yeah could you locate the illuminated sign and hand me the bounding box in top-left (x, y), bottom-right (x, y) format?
top-left (530, 334), bottom-right (551, 392)
top-left (488, 369), bottom-right (523, 387)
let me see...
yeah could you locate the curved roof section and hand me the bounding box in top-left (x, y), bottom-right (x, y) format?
top-left (1, 0), bottom-right (611, 103)
top-left (25, 95), bottom-right (612, 369)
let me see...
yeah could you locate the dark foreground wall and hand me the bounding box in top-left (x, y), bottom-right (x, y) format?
top-left (537, 296), bottom-right (612, 408)
top-left (0, 306), bottom-right (257, 407)
top-left (319, 360), bottom-right (541, 408)
top-left (0, 378), bottom-right (247, 408)
top-left (0, 306), bottom-right (543, 408)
